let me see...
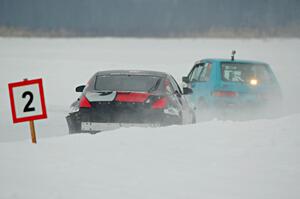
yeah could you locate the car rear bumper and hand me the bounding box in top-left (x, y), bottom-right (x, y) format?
top-left (66, 110), bottom-right (180, 134)
top-left (81, 122), bottom-right (160, 132)
top-left (196, 97), bottom-right (283, 120)
top-left (209, 89), bottom-right (282, 107)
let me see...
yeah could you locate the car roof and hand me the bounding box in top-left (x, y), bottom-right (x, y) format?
top-left (96, 70), bottom-right (169, 77)
top-left (196, 58), bottom-right (268, 66)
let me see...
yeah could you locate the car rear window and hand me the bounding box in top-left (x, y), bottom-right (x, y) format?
top-left (95, 75), bottom-right (163, 92)
top-left (221, 62), bottom-right (273, 83)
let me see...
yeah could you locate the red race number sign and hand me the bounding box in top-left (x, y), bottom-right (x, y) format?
top-left (8, 78), bottom-right (47, 123)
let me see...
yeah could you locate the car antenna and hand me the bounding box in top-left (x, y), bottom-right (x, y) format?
top-left (231, 50), bottom-right (236, 61)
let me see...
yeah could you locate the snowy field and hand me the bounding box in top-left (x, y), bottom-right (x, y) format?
top-left (0, 38), bottom-right (300, 198)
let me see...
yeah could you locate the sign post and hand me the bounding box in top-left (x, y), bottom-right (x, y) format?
top-left (8, 78), bottom-right (47, 144)
top-left (29, 121), bottom-right (37, 144)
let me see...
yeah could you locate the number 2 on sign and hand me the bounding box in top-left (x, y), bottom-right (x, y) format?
top-left (22, 91), bottom-right (35, 112)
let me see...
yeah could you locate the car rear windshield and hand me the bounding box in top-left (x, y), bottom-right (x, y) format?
top-left (221, 62), bottom-right (273, 83)
top-left (95, 75), bottom-right (163, 92)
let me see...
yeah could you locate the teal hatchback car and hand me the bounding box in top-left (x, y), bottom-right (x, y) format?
top-left (182, 54), bottom-right (282, 119)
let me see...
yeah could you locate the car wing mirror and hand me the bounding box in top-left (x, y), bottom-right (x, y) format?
top-left (75, 85), bottom-right (85, 92)
top-left (182, 76), bottom-right (190, 83)
top-left (183, 87), bottom-right (193, 95)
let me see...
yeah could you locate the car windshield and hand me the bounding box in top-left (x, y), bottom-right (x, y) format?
top-left (95, 75), bottom-right (163, 92)
top-left (221, 62), bottom-right (273, 83)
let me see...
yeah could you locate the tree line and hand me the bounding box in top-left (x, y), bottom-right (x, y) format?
top-left (0, 0), bottom-right (299, 37)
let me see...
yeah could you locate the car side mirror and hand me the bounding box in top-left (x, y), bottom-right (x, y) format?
top-left (182, 76), bottom-right (190, 83)
top-left (183, 87), bottom-right (193, 95)
top-left (75, 85), bottom-right (85, 92)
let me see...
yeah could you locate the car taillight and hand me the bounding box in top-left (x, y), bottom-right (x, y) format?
top-left (79, 96), bottom-right (91, 108)
top-left (212, 91), bottom-right (238, 97)
top-left (152, 97), bottom-right (167, 109)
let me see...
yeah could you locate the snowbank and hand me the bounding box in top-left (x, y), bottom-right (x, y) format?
top-left (0, 114), bottom-right (299, 199)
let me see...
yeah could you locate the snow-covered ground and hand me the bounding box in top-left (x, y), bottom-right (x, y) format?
top-left (0, 38), bottom-right (300, 198)
top-left (0, 115), bottom-right (300, 199)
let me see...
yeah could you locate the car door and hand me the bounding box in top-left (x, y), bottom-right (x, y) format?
top-left (187, 62), bottom-right (213, 107)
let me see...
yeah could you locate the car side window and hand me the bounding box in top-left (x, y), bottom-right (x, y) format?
top-left (189, 65), bottom-right (201, 82)
top-left (198, 63), bottom-right (211, 81)
top-left (189, 63), bottom-right (211, 82)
